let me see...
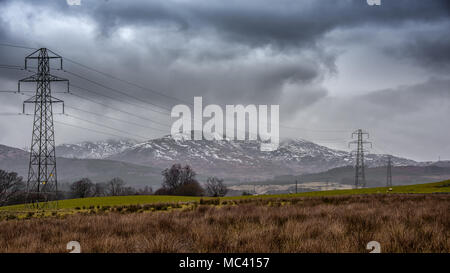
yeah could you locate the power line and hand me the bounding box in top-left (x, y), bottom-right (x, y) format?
top-left (0, 113), bottom-right (22, 116)
top-left (66, 86), bottom-right (260, 139)
top-left (65, 92), bottom-right (170, 128)
top-left (65, 114), bottom-right (150, 141)
top-left (2, 42), bottom-right (353, 137)
top-left (65, 105), bottom-right (168, 133)
top-left (17, 111), bottom-right (147, 141)
top-left (60, 59), bottom-right (351, 134)
top-left (0, 64), bottom-right (22, 68)
top-left (62, 56), bottom-right (188, 105)
top-left (69, 83), bottom-right (170, 117)
top-left (0, 65), bottom-right (25, 71)
top-left (62, 69), bottom-right (171, 114)
top-left (0, 42), bottom-right (37, 50)
top-left (54, 120), bottom-right (135, 140)
top-left (280, 125), bottom-right (348, 132)
top-left (0, 90), bottom-right (34, 94)
top-left (1, 42), bottom-right (189, 106)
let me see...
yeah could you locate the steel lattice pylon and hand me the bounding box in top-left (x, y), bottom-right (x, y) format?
top-left (349, 129), bottom-right (372, 189)
top-left (19, 48), bottom-right (69, 207)
top-left (386, 155), bottom-right (392, 187)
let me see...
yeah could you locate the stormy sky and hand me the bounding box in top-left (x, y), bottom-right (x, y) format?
top-left (0, 0), bottom-right (449, 161)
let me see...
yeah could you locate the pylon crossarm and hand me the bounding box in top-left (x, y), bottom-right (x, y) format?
top-left (24, 48), bottom-right (42, 59)
top-left (18, 75), bottom-right (39, 83)
top-left (47, 74), bottom-right (69, 82)
top-left (23, 98), bottom-right (64, 104)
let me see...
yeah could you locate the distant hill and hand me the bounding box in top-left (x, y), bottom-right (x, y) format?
top-left (259, 163), bottom-right (450, 187)
top-left (1, 134), bottom-right (439, 187)
top-left (0, 144), bottom-right (163, 187)
top-left (54, 134), bottom-right (420, 182)
top-left (56, 139), bottom-right (137, 159)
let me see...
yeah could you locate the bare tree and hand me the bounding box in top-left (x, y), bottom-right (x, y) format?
top-left (137, 186), bottom-right (153, 195)
top-left (159, 164), bottom-right (203, 196)
top-left (180, 165), bottom-right (196, 185)
top-left (92, 182), bottom-right (107, 197)
top-left (205, 177), bottom-right (228, 197)
top-left (161, 164), bottom-right (183, 190)
top-left (174, 180), bottom-right (204, 196)
top-left (107, 177), bottom-right (125, 196)
top-left (70, 178), bottom-right (94, 198)
top-left (0, 170), bottom-right (25, 206)
top-left (121, 186), bottom-right (137, 196)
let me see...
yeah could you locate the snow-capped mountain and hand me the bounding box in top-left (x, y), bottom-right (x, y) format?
top-left (56, 139), bottom-right (137, 159)
top-left (55, 134), bottom-right (418, 181)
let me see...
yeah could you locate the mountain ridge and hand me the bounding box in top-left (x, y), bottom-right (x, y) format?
top-left (55, 135), bottom-right (420, 182)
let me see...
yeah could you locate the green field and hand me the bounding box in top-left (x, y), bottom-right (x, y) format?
top-left (1, 180), bottom-right (449, 212)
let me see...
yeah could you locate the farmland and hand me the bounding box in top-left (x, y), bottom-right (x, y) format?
top-left (1, 180), bottom-right (449, 213)
top-left (0, 181), bottom-right (448, 253)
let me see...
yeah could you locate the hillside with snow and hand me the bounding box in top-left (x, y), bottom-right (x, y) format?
top-left (55, 134), bottom-right (418, 182)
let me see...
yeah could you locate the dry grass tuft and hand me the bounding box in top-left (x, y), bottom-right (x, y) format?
top-left (0, 194), bottom-right (448, 253)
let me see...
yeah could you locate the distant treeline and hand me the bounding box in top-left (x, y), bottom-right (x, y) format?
top-left (261, 165), bottom-right (450, 186)
top-left (0, 164), bottom-right (228, 206)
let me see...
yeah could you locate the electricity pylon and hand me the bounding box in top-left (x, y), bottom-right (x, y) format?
top-left (386, 155), bottom-right (392, 187)
top-left (348, 129), bottom-right (372, 188)
top-left (19, 48), bottom-right (69, 207)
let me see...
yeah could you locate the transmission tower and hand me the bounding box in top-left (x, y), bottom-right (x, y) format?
top-left (19, 48), bottom-right (69, 207)
top-left (348, 129), bottom-right (372, 188)
top-left (386, 155), bottom-right (392, 187)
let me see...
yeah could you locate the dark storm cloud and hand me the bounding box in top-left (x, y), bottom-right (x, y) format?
top-left (0, 0), bottom-right (343, 110)
top-left (55, 0), bottom-right (448, 49)
top-left (386, 23), bottom-right (450, 73)
top-left (0, 0), bottom-right (449, 161)
top-left (0, 0), bottom-right (448, 107)
top-left (4, 0), bottom-right (449, 48)
top-left (19, 0), bottom-right (447, 82)
top-left (187, 0), bottom-right (450, 49)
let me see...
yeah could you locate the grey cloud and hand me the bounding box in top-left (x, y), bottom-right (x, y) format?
top-left (291, 77), bottom-right (450, 160)
top-left (84, 0), bottom-right (450, 48)
top-left (0, 0), bottom-right (448, 161)
top-left (4, 0), bottom-right (449, 49)
top-left (319, 77), bottom-right (450, 124)
top-left (386, 24), bottom-right (450, 73)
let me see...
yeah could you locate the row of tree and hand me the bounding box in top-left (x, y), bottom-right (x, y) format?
top-left (69, 177), bottom-right (153, 198)
top-left (155, 164), bottom-right (228, 197)
top-left (0, 164), bottom-right (228, 206)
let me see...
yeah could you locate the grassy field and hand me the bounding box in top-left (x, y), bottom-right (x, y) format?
top-left (0, 194), bottom-right (448, 252)
top-left (1, 180), bottom-right (449, 212)
top-left (0, 180), bottom-right (448, 252)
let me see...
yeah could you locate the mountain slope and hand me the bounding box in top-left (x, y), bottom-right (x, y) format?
top-left (0, 144), bottom-right (163, 187)
top-left (259, 164), bottom-right (450, 187)
top-left (56, 139), bottom-right (136, 159)
top-left (79, 135), bottom-right (419, 181)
